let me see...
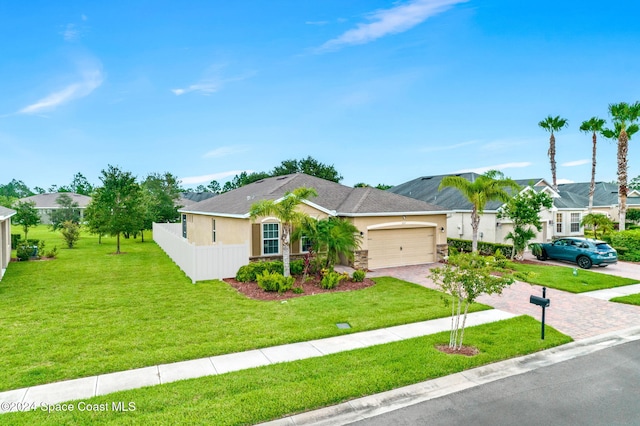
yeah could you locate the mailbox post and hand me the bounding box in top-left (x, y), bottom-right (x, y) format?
top-left (529, 287), bottom-right (550, 340)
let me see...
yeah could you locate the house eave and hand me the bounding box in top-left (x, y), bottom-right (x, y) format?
top-left (178, 210), bottom-right (248, 219)
top-left (338, 210), bottom-right (449, 217)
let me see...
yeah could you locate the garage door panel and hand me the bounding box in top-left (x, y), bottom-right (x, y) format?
top-left (368, 227), bottom-right (435, 269)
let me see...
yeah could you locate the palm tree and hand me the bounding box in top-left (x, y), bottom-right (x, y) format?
top-left (294, 216), bottom-right (362, 271)
top-left (439, 171), bottom-right (520, 252)
top-left (602, 102), bottom-right (640, 231)
top-left (249, 187), bottom-right (318, 277)
top-left (538, 115), bottom-right (569, 191)
top-left (579, 117), bottom-right (606, 213)
top-left (580, 213), bottom-right (614, 239)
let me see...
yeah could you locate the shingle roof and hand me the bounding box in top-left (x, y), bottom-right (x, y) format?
top-left (389, 173), bottom-right (544, 211)
top-left (179, 173), bottom-right (446, 217)
top-left (178, 192), bottom-right (217, 209)
top-left (0, 206), bottom-right (16, 219)
top-left (18, 193), bottom-right (92, 208)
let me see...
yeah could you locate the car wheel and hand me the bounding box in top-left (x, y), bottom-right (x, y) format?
top-left (577, 256), bottom-right (592, 269)
top-left (536, 250), bottom-right (547, 261)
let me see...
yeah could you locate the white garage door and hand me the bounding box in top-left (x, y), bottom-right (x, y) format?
top-left (368, 227), bottom-right (435, 269)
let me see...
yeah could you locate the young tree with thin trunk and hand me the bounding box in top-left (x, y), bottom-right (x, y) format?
top-left (538, 115), bottom-right (569, 191)
top-left (579, 117), bottom-right (606, 213)
top-left (439, 171), bottom-right (520, 252)
top-left (250, 187), bottom-right (318, 277)
top-left (602, 102), bottom-right (640, 231)
top-left (430, 252), bottom-right (513, 351)
top-left (12, 200), bottom-right (40, 240)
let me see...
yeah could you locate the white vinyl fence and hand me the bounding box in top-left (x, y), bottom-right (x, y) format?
top-left (153, 222), bottom-right (248, 283)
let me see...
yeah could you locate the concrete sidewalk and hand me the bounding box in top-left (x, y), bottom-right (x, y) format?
top-left (0, 309), bottom-right (516, 413)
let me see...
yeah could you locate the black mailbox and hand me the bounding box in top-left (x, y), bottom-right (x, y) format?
top-left (530, 295), bottom-right (550, 308)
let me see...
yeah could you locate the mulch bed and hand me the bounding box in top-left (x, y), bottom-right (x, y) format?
top-left (435, 344), bottom-right (479, 356)
top-left (223, 276), bottom-right (376, 301)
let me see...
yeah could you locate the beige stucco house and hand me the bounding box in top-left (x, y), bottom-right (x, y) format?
top-left (1, 206), bottom-right (16, 280)
top-left (18, 193), bottom-right (92, 225)
top-left (390, 173), bottom-right (590, 245)
top-left (178, 173), bottom-right (449, 270)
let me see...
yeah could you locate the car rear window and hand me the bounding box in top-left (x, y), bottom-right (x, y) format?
top-left (596, 243), bottom-right (613, 250)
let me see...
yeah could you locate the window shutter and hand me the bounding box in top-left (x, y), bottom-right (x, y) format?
top-left (252, 224), bottom-right (261, 256)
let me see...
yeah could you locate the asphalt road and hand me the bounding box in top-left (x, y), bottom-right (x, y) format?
top-left (350, 340), bottom-right (640, 426)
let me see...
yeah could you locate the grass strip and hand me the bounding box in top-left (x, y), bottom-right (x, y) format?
top-left (506, 261), bottom-right (637, 293)
top-left (3, 316), bottom-right (571, 425)
top-left (610, 294), bottom-right (640, 306)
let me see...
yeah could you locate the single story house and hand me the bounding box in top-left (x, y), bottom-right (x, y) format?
top-left (178, 173), bottom-right (448, 270)
top-left (557, 182), bottom-right (640, 222)
top-left (1, 206), bottom-right (16, 280)
top-left (389, 173), bottom-right (590, 245)
top-left (17, 193), bottom-right (92, 225)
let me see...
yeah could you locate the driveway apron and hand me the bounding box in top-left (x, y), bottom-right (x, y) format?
top-left (368, 262), bottom-right (640, 341)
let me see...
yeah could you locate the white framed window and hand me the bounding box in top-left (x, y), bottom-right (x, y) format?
top-left (262, 223), bottom-right (279, 255)
top-left (556, 213), bottom-right (563, 233)
top-left (211, 219), bottom-right (216, 243)
top-left (570, 213), bottom-right (581, 233)
top-left (301, 235), bottom-right (312, 253)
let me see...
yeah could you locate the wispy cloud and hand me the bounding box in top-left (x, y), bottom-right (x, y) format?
top-left (61, 15), bottom-right (88, 41)
top-left (561, 159), bottom-right (589, 167)
top-left (421, 140), bottom-right (478, 153)
top-left (181, 170), bottom-right (251, 185)
top-left (203, 146), bottom-right (248, 158)
top-left (454, 162), bottom-right (532, 174)
top-left (172, 65), bottom-right (255, 96)
top-left (481, 138), bottom-right (531, 151)
top-left (316, 0), bottom-right (468, 52)
top-left (306, 20), bottom-right (329, 26)
top-left (18, 62), bottom-right (103, 115)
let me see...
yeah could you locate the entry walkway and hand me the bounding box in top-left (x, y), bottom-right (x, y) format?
top-left (0, 309), bottom-right (515, 412)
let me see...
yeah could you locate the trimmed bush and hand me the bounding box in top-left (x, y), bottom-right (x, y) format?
top-left (447, 238), bottom-right (513, 256)
top-left (11, 234), bottom-right (20, 249)
top-left (611, 230), bottom-right (640, 262)
top-left (16, 242), bottom-right (35, 261)
top-left (352, 269), bottom-right (366, 282)
top-left (236, 260), bottom-right (305, 282)
top-left (290, 259), bottom-right (304, 276)
top-left (256, 270), bottom-right (294, 293)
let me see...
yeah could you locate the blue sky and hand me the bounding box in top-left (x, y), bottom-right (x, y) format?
top-left (2, 0), bottom-right (640, 190)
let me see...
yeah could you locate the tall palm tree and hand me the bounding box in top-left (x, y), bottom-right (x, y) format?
top-left (294, 216), bottom-right (362, 270)
top-left (602, 102), bottom-right (640, 231)
top-left (579, 117), bottom-right (606, 213)
top-left (538, 115), bottom-right (569, 191)
top-left (439, 171), bottom-right (520, 252)
top-left (249, 186), bottom-right (318, 277)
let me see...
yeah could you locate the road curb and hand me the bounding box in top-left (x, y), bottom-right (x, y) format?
top-left (261, 325), bottom-right (640, 426)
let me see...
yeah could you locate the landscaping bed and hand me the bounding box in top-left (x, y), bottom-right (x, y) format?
top-left (223, 275), bottom-right (375, 300)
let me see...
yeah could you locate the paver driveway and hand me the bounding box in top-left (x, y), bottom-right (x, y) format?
top-left (367, 259), bottom-right (640, 341)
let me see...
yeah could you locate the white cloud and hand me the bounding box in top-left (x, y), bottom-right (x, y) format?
top-left (454, 162), bottom-right (532, 174)
top-left (306, 20), bottom-right (329, 26)
top-left (317, 0), bottom-right (468, 52)
top-left (62, 24), bottom-right (79, 41)
top-left (172, 65), bottom-right (255, 96)
top-left (421, 140), bottom-right (478, 153)
top-left (557, 178), bottom-right (575, 184)
top-left (203, 146), bottom-right (247, 158)
top-left (181, 170), bottom-right (251, 185)
top-left (18, 63), bottom-right (103, 114)
top-left (561, 159), bottom-right (589, 167)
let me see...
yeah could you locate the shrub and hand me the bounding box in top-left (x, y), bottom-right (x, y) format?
top-left (493, 248), bottom-right (509, 269)
top-left (292, 286), bottom-right (304, 294)
top-left (289, 259), bottom-right (304, 276)
top-left (256, 270), bottom-right (294, 293)
top-left (44, 246), bottom-right (58, 259)
top-left (447, 238), bottom-right (513, 256)
top-left (352, 269), bottom-right (366, 282)
top-left (611, 230), bottom-right (640, 261)
top-left (10, 234), bottom-right (20, 249)
top-left (16, 242), bottom-right (35, 261)
top-left (320, 271), bottom-right (348, 289)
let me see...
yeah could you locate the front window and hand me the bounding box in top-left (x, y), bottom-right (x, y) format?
top-left (556, 213), bottom-right (563, 233)
top-left (301, 235), bottom-right (313, 253)
top-left (263, 223), bottom-right (279, 255)
top-left (212, 219), bottom-right (216, 243)
top-left (570, 213), bottom-right (580, 233)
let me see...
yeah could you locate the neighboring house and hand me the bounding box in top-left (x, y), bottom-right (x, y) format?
top-left (390, 173), bottom-right (589, 245)
top-left (178, 173), bottom-right (448, 270)
top-left (557, 182), bottom-right (640, 222)
top-left (1, 206), bottom-right (16, 280)
top-left (17, 193), bottom-right (92, 225)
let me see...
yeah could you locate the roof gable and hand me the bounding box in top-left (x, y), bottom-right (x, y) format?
top-left (18, 193), bottom-right (92, 208)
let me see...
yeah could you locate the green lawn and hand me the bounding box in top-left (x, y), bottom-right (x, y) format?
top-left (506, 261), bottom-right (638, 293)
top-left (0, 226), bottom-right (489, 392)
top-left (2, 316), bottom-right (571, 426)
top-left (610, 294), bottom-right (640, 306)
